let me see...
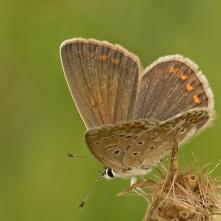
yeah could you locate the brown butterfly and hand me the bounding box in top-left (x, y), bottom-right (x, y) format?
top-left (60, 38), bottom-right (215, 181)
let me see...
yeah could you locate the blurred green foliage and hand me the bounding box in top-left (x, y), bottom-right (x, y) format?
top-left (0, 0), bottom-right (221, 220)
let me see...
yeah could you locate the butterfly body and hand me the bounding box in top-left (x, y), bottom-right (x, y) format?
top-left (60, 38), bottom-right (215, 179)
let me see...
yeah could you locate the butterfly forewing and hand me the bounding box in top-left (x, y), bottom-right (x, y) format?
top-left (86, 108), bottom-right (209, 172)
top-left (60, 38), bottom-right (141, 128)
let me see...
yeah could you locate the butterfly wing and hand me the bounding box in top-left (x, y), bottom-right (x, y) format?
top-left (123, 108), bottom-right (210, 169)
top-left (60, 38), bottom-right (141, 128)
top-left (85, 119), bottom-right (159, 172)
top-left (86, 108), bottom-right (209, 174)
top-left (134, 55), bottom-right (215, 131)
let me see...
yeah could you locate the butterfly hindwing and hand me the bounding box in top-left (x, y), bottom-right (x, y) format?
top-left (86, 108), bottom-right (209, 172)
top-left (123, 108), bottom-right (209, 169)
top-left (85, 120), bottom-right (159, 172)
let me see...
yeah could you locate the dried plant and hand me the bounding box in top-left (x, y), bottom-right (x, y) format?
top-left (118, 136), bottom-right (221, 221)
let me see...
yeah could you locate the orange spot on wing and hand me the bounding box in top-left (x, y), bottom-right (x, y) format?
top-left (99, 54), bottom-right (107, 61)
top-left (169, 66), bottom-right (179, 74)
top-left (180, 74), bottom-right (188, 80)
top-left (111, 58), bottom-right (120, 64)
top-left (186, 83), bottom-right (194, 92)
top-left (193, 95), bottom-right (201, 104)
top-left (169, 66), bottom-right (180, 75)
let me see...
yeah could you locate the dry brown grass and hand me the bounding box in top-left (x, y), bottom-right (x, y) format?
top-left (118, 166), bottom-right (221, 221)
top-left (118, 137), bottom-right (221, 221)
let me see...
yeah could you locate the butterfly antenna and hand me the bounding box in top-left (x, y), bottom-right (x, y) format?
top-left (67, 153), bottom-right (95, 160)
top-left (79, 173), bottom-right (103, 208)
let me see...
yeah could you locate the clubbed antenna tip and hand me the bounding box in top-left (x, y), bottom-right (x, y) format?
top-left (78, 173), bottom-right (103, 209)
top-left (79, 201), bottom-right (85, 209)
top-left (67, 153), bottom-right (95, 160)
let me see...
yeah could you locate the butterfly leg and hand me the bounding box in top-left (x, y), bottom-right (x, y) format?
top-left (130, 177), bottom-right (148, 200)
top-left (130, 176), bottom-right (137, 186)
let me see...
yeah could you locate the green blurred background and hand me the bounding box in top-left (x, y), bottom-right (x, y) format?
top-left (1, 0), bottom-right (221, 220)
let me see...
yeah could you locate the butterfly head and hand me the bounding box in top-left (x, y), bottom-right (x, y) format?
top-left (102, 166), bottom-right (152, 180)
top-left (102, 168), bottom-right (117, 180)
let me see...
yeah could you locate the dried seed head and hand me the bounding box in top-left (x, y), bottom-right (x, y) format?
top-left (118, 167), bottom-right (221, 221)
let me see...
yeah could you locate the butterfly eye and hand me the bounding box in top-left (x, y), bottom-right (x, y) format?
top-left (103, 168), bottom-right (116, 179)
top-left (113, 149), bottom-right (121, 155)
top-left (107, 168), bottom-right (115, 177)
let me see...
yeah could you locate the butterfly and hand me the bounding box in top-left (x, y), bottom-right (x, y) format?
top-left (60, 38), bottom-right (215, 181)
